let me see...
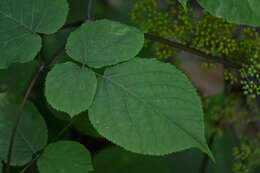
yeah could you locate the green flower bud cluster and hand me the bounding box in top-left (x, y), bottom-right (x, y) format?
top-left (203, 94), bottom-right (240, 136)
top-left (239, 36), bottom-right (260, 99)
top-left (130, 0), bottom-right (191, 59)
top-left (233, 135), bottom-right (260, 173)
top-left (224, 69), bottom-right (238, 85)
top-left (190, 10), bottom-right (237, 58)
top-left (130, 0), bottom-right (260, 98)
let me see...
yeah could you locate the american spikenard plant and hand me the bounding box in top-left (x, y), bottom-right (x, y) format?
top-left (0, 0), bottom-right (259, 173)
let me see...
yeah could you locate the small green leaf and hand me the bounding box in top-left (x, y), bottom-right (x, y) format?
top-left (45, 62), bottom-right (97, 117)
top-left (198, 0), bottom-right (260, 26)
top-left (178, 0), bottom-right (188, 11)
top-left (0, 0), bottom-right (69, 69)
top-left (66, 19), bottom-right (144, 68)
top-left (37, 141), bottom-right (93, 173)
top-left (89, 58), bottom-right (213, 159)
top-left (93, 147), bottom-right (171, 173)
top-left (0, 93), bottom-right (48, 166)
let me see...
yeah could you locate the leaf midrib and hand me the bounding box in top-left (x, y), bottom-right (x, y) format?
top-left (99, 73), bottom-right (208, 152)
top-left (0, 10), bottom-right (35, 34)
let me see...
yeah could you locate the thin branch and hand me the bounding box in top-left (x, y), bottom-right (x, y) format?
top-left (86, 0), bottom-right (93, 22)
top-left (51, 117), bottom-right (79, 142)
top-left (4, 43), bottom-right (66, 173)
top-left (144, 33), bottom-right (241, 69)
top-left (20, 154), bottom-right (41, 173)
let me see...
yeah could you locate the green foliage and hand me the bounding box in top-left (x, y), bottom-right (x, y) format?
top-left (66, 19), bottom-right (144, 68)
top-left (37, 141), bottom-right (93, 173)
top-left (89, 58), bottom-right (212, 158)
top-left (0, 61), bottom-right (38, 93)
top-left (45, 62), bottom-right (97, 117)
top-left (73, 112), bottom-right (101, 138)
top-left (0, 0), bottom-right (259, 172)
top-left (93, 147), bottom-right (171, 173)
top-left (0, 93), bottom-right (47, 166)
top-left (0, 0), bottom-right (69, 69)
top-left (197, 0), bottom-right (260, 26)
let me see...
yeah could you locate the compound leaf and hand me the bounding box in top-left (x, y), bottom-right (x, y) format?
top-left (66, 19), bottom-right (144, 68)
top-left (0, 93), bottom-right (48, 166)
top-left (45, 62), bottom-right (97, 117)
top-left (0, 0), bottom-right (69, 69)
top-left (89, 58), bottom-right (213, 159)
top-left (37, 141), bottom-right (93, 173)
top-left (198, 0), bottom-right (260, 26)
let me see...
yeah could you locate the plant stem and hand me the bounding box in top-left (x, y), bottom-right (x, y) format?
top-left (4, 43), bottom-right (65, 173)
top-left (144, 33), bottom-right (241, 69)
top-left (87, 0), bottom-right (93, 22)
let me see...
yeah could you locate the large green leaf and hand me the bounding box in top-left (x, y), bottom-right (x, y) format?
top-left (0, 0), bottom-right (69, 69)
top-left (66, 19), bottom-right (144, 68)
top-left (89, 58), bottom-right (213, 159)
top-left (45, 62), bottom-right (97, 117)
top-left (0, 61), bottom-right (38, 93)
top-left (0, 93), bottom-right (48, 166)
top-left (93, 147), bottom-right (171, 173)
top-left (198, 0), bottom-right (260, 26)
top-left (37, 141), bottom-right (93, 173)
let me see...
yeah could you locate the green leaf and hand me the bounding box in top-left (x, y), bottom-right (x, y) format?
top-left (0, 0), bottom-right (69, 69)
top-left (45, 62), bottom-right (97, 117)
top-left (37, 141), bottom-right (93, 173)
top-left (66, 19), bottom-right (144, 68)
top-left (93, 147), bottom-right (171, 173)
top-left (178, 0), bottom-right (188, 11)
top-left (198, 0), bottom-right (260, 26)
top-left (89, 58), bottom-right (213, 159)
top-left (0, 93), bottom-right (48, 166)
top-left (0, 61), bottom-right (39, 93)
